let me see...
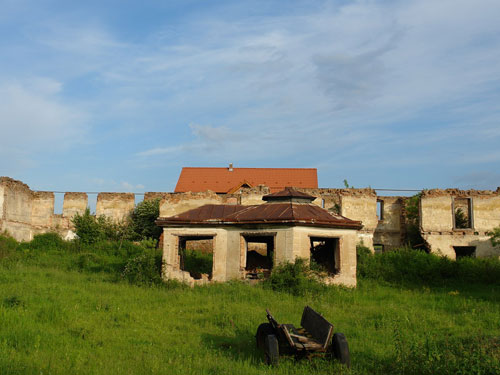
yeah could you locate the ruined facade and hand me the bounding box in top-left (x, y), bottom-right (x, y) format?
top-left (1, 176), bottom-right (499, 261)
top-left (156, 189), bottom-right (362, 287)
top-left (420, 189), bottom-right (500, 258)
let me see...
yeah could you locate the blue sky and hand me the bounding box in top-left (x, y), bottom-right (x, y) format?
top-left (1, 0), bottom-right (499, 196)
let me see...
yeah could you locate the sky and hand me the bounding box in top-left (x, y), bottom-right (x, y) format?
top-left (1, 0), bottom-right (499, 197)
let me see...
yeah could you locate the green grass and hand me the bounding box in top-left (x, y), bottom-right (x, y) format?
top-left (0, 234), bottom-right (499, 374)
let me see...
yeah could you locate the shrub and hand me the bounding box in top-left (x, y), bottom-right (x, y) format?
top-left (264, 258), bottom-right (326, 296)
top-left (129, 198), bottom-right (162, 242)
top-left (489, 226), bottom-right (500, 247)
top-left (121, 248), bottom-right (163, 286)
top-left (72, 208), bottom-right (129, 244)
top-left (28, 232), bottom-right (66, 250)
top-left (0, 233), bottom-right (19, 259)
top-left (358, 247), bottom-right (500, 285)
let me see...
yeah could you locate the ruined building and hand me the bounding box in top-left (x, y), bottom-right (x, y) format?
top-left (156, 188), bottom-right (362, 287)
top-left (1, 174), bottom-right (499, 287)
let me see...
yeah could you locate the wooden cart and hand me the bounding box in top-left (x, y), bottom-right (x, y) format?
top-left (256, 306), bottom-right (350, 367)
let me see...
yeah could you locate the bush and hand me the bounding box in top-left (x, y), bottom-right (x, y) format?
top-left (72, 208), bottom-right (129, 244)
top-left (0, 233), bottom-right (19, 259)
top-left (28, 232), bottom-right (66, 250)
top-left (263, 258), bottom-right (326, 296)
top-left (129, 198), bottom-right (162, 242)
top-left (122, 248), bottom-right (163, 286)
top-left (358, 247), bottom-right (500, 285)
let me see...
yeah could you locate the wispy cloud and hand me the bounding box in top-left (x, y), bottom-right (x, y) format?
top-left (1, 0), bottom-right (499, 191)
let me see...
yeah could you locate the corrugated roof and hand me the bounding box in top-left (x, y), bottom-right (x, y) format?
top-left (263, 187), bottom-right (316, 201)
top-left (156, 202), bottom-right (362, 229)
top-left (174, 167), bottom-right (318, 193)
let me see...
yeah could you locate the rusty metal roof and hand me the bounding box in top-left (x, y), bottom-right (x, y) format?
top-left (262, 187), bottom-right (316, 201)
top-left (156, 202), bottom-right (362, 229)
top-left (174, 167), bottom-right (318, 193)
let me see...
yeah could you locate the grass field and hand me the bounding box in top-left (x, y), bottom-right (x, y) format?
top-left (0, 234), bottom-right (499, 374)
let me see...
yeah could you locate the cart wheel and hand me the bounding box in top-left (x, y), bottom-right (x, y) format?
top-left (264, 334), bottom-right (279, 366)
top-left (331, 332), bottom-right (350, 368)
top-left (256, 323), bottom-right (274, 350)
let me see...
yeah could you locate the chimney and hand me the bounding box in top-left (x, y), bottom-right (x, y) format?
top-left (228, 163), bottom-right (233, 172)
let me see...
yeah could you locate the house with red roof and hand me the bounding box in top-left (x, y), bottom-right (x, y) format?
top-left (174, 164), bottom-right (318, 193)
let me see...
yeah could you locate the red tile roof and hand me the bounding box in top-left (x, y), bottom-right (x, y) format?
top-left (174, 167), bottom-right (318, 193)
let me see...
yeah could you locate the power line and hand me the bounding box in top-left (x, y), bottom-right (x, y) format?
top-left (34, 191), bottom-right (146, 195)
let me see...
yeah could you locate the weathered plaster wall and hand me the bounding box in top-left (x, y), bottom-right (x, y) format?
top-left (293, 226), bottom-right (357, 287)
top-left (96, 193), bottom-right (135, 222)
top-left (162, 227), bottom-right (227, 286)
top-left (0, 177), bottom-right (34, 241)
top-left (31, 192), bottom-right (54, 227)
top-left (63, 192), bottom-right (88, 219)
top-left (159, 191), bottom-right (234, 217)
top-left (420, 189), bottom-right (500, 258)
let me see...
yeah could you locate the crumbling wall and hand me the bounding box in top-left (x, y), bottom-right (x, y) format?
top-left (0, 177), bottom-right (34, 241)
top-left (420, 189), bottom-right (500, 258)
top-left (31, 192), bottom-right (54, 228)
top-left (63, 192), bottom-right (88, 219)
top-left (238, 185), bottom-right (270, 205)
top-left (96, 193), bottom-right (135, 222)
top-left (373, 197), bottom-right (405, 250)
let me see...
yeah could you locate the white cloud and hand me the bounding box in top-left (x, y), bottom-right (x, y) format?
top-left (0, 80), bottom-right (85, 156)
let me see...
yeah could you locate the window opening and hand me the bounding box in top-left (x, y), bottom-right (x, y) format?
top-left (376, 200), bottom-right (384, 221)
top-left (374, 244), bottom-right (384, 253)
top-left (243, 235), bottom-right (274, 279)
top-left (453, 246), bottom-right (475, 258)
top-left (309, 237), bottom-right (339, 274)
top-left (178, 236), bottom-right (214, 280)
top-left (453, 198), bottom-right (472, 229)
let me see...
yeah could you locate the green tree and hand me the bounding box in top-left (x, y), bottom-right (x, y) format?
top-left (72, 208), bottom-right (130, 244)
top-left (129, 198), bottom-right (162, 242)
top-left (404, 193), bottom-right (426, 249)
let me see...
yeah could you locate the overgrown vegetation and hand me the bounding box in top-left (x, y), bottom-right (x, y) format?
top-left (72, 198), bottom-right (162, 245)
top-left (1, 234), bottom-right (499, 374)
top-left (182, 249), bottom-right (213, 277)
top-left (357, 244), bottom-right (500, 286)
top-left (128, 198), bottom-right (162, 242)
top-left (404, 193), bottom-right (426, 249)
top-left (264, 258), bottom-right (326, 296)
top-left (489, 226), bottom-right (500, 247)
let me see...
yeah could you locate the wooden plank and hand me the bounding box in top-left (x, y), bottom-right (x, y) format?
top-left (300, 306), bottom-right (334, 349)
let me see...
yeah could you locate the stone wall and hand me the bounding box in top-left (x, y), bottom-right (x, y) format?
top-left (96, 193), bottom-right (135, 222)
top-left (0, 177), bottom-right (34, 241)
top-left (63, 192), bottom-right (88, 219)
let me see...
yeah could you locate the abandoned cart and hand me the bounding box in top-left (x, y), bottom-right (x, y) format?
top-left (256, 306), bottom-right (350, 367)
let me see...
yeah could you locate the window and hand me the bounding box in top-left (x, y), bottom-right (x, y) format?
top-left (453, 246), bottom-right (475, 258)
top-left (453, 197), bottom-right (473, 229)
top-left (310, 237), bottom-right (340, 274)
top-left (376, 200), bottom-right (384, 221)
top-left (178, 236), bottom-right (214, 280)
top-left (374, 244), bottom-right (384, 253)
top-left (241, 234), bottom-right (275, 279)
